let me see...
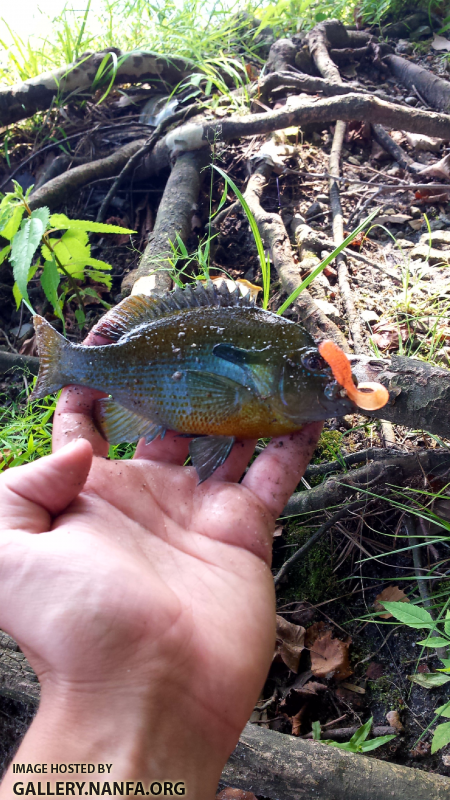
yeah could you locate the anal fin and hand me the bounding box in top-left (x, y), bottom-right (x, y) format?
top-left (95, 397), bottom-right (163, 445)
top-left (189, 436), bottom-right (235, 483)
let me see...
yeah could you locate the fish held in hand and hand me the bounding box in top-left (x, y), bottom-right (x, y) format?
top-left (30, 281), bottom-right (388, 482)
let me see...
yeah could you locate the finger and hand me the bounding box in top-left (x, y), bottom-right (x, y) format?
top-left (53, 385), bottom-right (109, 456)
top-left (242, 422), bottom-right (323, 520)
top-left (134, 430), bottom-right (191, 465)
top-left (0, 439), bottom-right (93, 533)
top-left (208, 438), bottom-right (257, 483)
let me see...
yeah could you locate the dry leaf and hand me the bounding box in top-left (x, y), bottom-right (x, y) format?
top-left (376, 214), bottom-right (412, 225)
top-left (366, 662), bottom-right (384, 680)
top-left (209, 276), bottom-right (261, 302)
top-left (432, 34), bottom-right (450, 51)
top-left (309, 630), bottom-right (352, 681)
top-left (340, 681), bottom-right (365, 694)
top-left (386, 710), bottom-right (404, 732)
top-left (374, 585), bottom-right (409, 619)
top-left (305, 621), bottom-right (328, 648)
top-left (274, 615), bottom-right (305, 672)
top-left (216, 790), bottom-right (258, 800)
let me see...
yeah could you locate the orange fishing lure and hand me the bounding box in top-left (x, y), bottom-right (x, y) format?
top-left (318, 340), bottom-right (389, 411)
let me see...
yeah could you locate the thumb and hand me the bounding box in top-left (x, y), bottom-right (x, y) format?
top-left (0, 439), bottom-right (93, 534)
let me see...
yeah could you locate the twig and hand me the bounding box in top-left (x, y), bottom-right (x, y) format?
top-left (301, 725), bottom-right (397, 741)
top-left (274, 499), bottom-right (366, 586)
top-left (329, 120), bottom-right (366, 354)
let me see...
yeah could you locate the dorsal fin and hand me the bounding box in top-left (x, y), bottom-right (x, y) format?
top-left (91, 280), bottom-right (255, 342)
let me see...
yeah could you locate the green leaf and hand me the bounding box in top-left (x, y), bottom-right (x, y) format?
top-left (444, 610), bottom-right (450, 638)
top-left (417, 637), bottom-right (450, 649)
top-left (1, 204), bottom-right (25, 240)
top-left (212, 165), bottom-right (267, 309)
top-left (439, 659), bottom-right (450, 669)
top-left (381, 602), bottom-right (435, 629)
top-left (349, 718), bottom-right (372, 748)
top-left (409, 673), bottom-right (450, 688)
top-left (311, 721), bottom-right (321, 741)
top-left (435, 701), bottom-right (450, 718)
top-left (325, 740), bottom-right (359, 752)
top-left (50, 213), bottom-right (135, 234)
top-left (41, 258), bottom-right (62, 320)
top-left (360, 735), bottom-right (396, 752)
top-left (75, 308), bottom-right (86, 329)
top-left (277, 209), bottom-right (379, 316)
top-left (0, 244), bottom-right (11, 266)
top-left (30, 206), bottom-right (50, 230)
top-left (11, 216), bottom-right (44, 307)
top-left (431, 722), bottom-right (450, 754)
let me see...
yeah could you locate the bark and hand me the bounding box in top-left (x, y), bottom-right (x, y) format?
top-left (143, 92), bottom-right (450, 179)
top-left (121, 147), bottom-right (210, 296)
top-left (220, 722), bottom-right (450, 800)
top-left (0, 632), bottom-right (39, 707)
top-left (266, 39), bottom-right (298, 73)
top-left (243, 161), bottom-right (349, 350)
top-left (0, 50), bottom-right (195, 127)
top-left (0, 351), bottom-right (39, 376)
top-left (350, 354), bottom-right (450, 440)
top-left (28, 139), bottom-right (145, 211)
top-left (385, 54), bottom-right (450, 114)
top-left (283, 448), bottom-right (450, 517)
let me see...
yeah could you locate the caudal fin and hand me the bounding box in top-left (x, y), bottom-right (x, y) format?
top-left (29, 316), bottom-right (72, 401)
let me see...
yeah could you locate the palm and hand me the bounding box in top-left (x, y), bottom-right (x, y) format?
top-left (0, 381), bottom-right (321, 765)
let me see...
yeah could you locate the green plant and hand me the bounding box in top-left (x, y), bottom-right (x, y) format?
top-left (0, 390), bottom-right (56, 471)
top-left (212, 164), bottom-right (271, 309)
top-left (380, 600), bottom-right (450, 753)
top-left (0, 181), bottom-right (134, 328)
top-left (312, 717), bottom-right (396, 752)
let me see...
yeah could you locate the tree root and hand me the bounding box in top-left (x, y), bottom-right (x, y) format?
top-left (28, 139), bottom-right (146, 211)
top-left (0, 49), bottom-right (196, 127)
top-left (122, 147), bottom-right (211, 296)
top-left (243, 160), bottom-right (349, 349)
top-left (220, 722), bottom-right (450, 799)
top-left (282, 448), bottom-right (450, 518)
top-left (385, 53), bottom-right (450, 114)
top-left (0, 351), bottom-right (39, 376)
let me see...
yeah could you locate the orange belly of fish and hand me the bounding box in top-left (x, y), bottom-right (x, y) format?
top-left (171, 402), bottom-right (299, 439)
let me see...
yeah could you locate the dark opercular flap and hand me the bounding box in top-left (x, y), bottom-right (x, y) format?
top-left (189, 436), bottom-right (235, 483)
top-left (213, 342), bottom-right (272, 366)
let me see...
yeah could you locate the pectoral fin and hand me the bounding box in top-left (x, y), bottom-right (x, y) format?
top-left (189, 436), bottom-right (235, 483)
top-left (96, 397), bottom-right (163, 444)
top-left (186, 369), bottom-right (251, 416)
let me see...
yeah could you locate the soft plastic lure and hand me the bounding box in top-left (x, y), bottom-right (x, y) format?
top-left (318, 339), bottom-right (389, 411)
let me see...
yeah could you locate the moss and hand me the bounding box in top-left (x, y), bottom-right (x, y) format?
top-left (280, 520), bottom-right (338, 604)
top-left (313, 429), bottom-right (343, 464)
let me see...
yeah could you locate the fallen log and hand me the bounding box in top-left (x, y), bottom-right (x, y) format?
top-left (220, 722), bottom-right (450, 800)
top-left (0, 351), bottom-right (39, 376)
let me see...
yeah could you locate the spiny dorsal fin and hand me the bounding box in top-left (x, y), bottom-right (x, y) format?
top-left (91, 280), bottom-right (255, 342)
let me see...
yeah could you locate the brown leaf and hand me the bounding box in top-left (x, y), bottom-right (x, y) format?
top-left (309, 630), bottom-right (352, 681)
top-left (274, 615), bottom-right (305, 673)
top-left (366, 662), bottom-right (384, 680)
top-left (305, 621), bottom-right (328, 648)
top-left (19, 335), bottom-right (38, 357)
top-left (374, 585), bottom-right (409, 619)
top-left (216, 790), bottom-right (258, 800)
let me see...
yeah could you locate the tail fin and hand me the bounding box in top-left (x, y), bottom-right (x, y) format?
top-left (29, 316), bottom-right (72, 401)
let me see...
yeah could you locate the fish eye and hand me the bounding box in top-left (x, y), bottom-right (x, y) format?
top-left (301, 350), bottom-right (326, 372)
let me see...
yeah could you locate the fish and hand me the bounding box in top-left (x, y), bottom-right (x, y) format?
top-left (30, 280), bottom-right (389, 482)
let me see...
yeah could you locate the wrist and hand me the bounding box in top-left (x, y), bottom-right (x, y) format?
top-left (2, 681), bottom-right (228, 799)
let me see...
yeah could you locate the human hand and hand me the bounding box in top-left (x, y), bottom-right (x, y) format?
top-left (0, 329), bottom-right (322, 797)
